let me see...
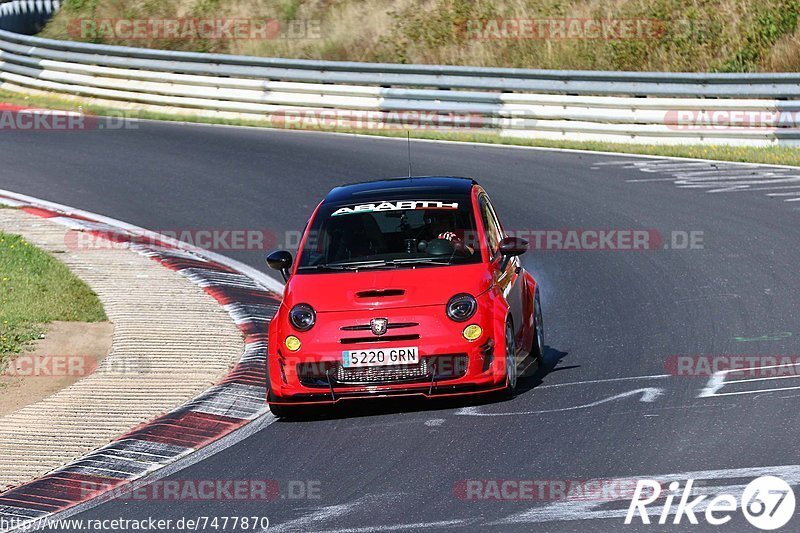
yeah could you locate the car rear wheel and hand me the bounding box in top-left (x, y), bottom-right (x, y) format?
top-left (502, 319), bottom-right (518, 398)
top-left (532, 290), bottom-right (544, 365)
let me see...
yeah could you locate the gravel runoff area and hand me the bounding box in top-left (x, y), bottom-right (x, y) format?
top-left (0, 208), bottom-right (244, 491)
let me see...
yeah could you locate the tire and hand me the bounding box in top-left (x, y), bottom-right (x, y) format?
top-left (532, 290), bottom-right (545, 365)
top-left (501, 319), bottom-right (518, 399)
top-left (267, 390), bottom-right (298, 419)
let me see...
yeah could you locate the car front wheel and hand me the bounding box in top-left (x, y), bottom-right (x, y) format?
top-left (502, 319), bottom-right (518, 398)
top-left (267, 390), bottom-right (299, 419)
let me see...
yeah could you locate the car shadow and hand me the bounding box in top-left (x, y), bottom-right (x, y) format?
top-left (514, 346), bottom-right (573, 396)
top-left (273, 345), bottom-right (571, 422)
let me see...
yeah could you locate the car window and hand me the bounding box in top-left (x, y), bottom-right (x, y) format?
top-left (479, 194), bottom-right (503, 257)
top-left (296, 197), bottom-right (481, 271)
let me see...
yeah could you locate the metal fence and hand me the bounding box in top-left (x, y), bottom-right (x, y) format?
top-left (1, 0), bottom-right (799, 145)
top-left (0, 0), bottom-right (59, 35)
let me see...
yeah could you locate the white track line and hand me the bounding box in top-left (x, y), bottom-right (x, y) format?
top-left (308, 520), bottom-right (468, 533)
top-left (725, 374), bottom-right (800, 385)
top-left (536, 374), bottom-right (671, 389)
top-left (457, 388), bottom-right (664, 416)
top-left (699, 361), bottom-right (800, 398)
top-left (704, 385), bottom-right (800, 397)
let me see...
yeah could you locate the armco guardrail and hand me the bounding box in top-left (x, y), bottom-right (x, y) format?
top-left (0, 0), bottom-right (59, 35)
top-left (1, 0), bottom-right (799, 145)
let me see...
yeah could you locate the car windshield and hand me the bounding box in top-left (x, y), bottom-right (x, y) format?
top-left (297, 197), bottom-right (481, 271)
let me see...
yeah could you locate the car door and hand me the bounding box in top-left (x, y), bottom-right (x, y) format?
top-left (478, 193), bottom-right (526, 358)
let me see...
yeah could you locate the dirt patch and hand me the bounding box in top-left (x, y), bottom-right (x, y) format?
top-left (0, 321), bottom-right (113, 416)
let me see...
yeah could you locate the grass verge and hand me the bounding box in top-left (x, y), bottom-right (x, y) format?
top-left (0, 231), bottom-right (107, 359)
top-left (2, 88), bottom-right (800, 167)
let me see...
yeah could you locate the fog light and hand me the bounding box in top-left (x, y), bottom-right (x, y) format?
top-left (463, 324), bottom-right (482, 341)
top-left (285, 335), bottom-right (301, 352)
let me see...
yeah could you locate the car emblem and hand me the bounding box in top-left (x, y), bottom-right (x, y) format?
top-left (370, 318), bottom-right (389, 336)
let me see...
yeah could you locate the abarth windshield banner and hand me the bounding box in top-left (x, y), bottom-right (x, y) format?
top-left (331, 200), bottom-right (459, 216)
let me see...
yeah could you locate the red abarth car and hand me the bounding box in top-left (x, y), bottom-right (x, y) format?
top-left (266, 176), bottom-right (544, 417)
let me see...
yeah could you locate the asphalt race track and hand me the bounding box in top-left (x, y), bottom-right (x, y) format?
top-left (3, 122), bottom-right (800, 532)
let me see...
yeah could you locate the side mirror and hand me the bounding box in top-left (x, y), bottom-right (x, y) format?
top-left (498, 237), bottom-right (528, 271)
top-left (499, 236), bottom-right (529, 257)
top-left (267, 250), bottom-right (293, 281)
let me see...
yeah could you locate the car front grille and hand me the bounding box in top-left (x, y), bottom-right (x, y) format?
top-left (296, 355), bottom-right (469, 387)
top-left (335, 360), bottom-right (430, 384)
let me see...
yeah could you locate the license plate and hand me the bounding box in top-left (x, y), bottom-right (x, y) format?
top-left (342, 347), bottom-right (420, 368)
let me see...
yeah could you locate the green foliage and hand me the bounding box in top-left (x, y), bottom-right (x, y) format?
top-left (61, 0), bottom-right (101, 13)
top-left (32, 0), bottom-right (800, 72)
top-left (0, 232), bottom-right (106, 357)
top-left (280, 0), bottom-right (301, 21)
top-left (715, 0), bottom-right (800, 71)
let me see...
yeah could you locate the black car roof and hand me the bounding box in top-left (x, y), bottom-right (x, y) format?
top-left (324, 176), bottom-right (477, 204)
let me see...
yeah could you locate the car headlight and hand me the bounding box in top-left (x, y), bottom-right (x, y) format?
top-left (289, 303), bottom-right (316, 331)
top-left (446, 293), bottom-right (477, 322)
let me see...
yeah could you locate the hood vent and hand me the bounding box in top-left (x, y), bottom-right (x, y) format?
top-left (356, 289), bottom-right (405, 298)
